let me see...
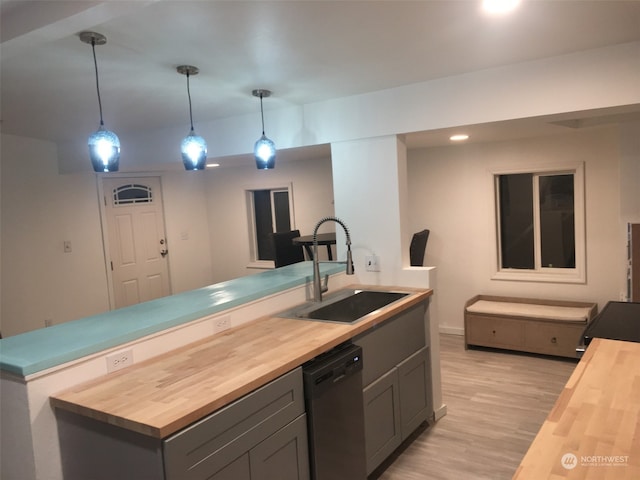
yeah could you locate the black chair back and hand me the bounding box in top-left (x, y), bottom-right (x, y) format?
top-left (271, 230), bottom-right (305, 267)
top-left (410, 229), bottom-right (430, 266)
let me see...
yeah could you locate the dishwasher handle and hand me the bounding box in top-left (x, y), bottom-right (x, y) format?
top-left (303, 344), bottom-right (363, 398)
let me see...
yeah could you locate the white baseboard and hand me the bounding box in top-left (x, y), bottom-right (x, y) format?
top-left (439, 325), bottom-right (464, 336)
top-left (434, 404), bottom-right (447, 421)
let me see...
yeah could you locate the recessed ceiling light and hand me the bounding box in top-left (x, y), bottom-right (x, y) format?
top-left (482, 0), bottom-right (520, 14)
top-left (206, 162), bottom-right (220, 168)
top-left (450, 134), bottom-right (469, 142)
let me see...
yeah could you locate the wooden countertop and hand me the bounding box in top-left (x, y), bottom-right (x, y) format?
top-left (50, 285), bottom-right (431, 439)
top-left (513, 338), bottom-right (640, 479)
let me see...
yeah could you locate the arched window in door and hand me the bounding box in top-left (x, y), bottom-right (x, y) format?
top-left (112, 184), bottom-right (153, 205)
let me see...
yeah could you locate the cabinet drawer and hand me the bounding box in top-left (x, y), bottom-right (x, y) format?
top-left (524, 322), bottom-right (583, 357)
top-left (466, 314), bottom-right (525, 348)
top-left (355, 302), bottom-right (426, 386)
top-left (164, 368), bottom-right (304, 480)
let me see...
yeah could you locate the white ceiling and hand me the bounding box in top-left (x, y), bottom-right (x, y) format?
top-left (2, 0), bottom-right (640, 159)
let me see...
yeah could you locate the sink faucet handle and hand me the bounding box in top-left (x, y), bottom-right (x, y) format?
top-left (346, 245), bottom-right (354, 275)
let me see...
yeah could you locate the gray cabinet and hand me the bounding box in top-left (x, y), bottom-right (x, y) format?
top-left (354, 302), bottom-right (433, 475)
top-left (363, 368), bottom-right (401, 472)
top-left (398, 346), bottom-right (432, 440)
top-left (251, 414), bottom-right (309, 480)
top-left (57, 368), bottom-right (309, 480)
top-left (163, 367), bottom-right (308, 480)
top-left (202, 414), bottom-right (309, 480)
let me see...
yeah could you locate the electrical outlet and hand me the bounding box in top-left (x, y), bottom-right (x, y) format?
top-left (365, 255), bottom-right (380, 272)
top-left (106, 349), bottom-right (133, 373)
top-left (214, 315), bottom-right (231, 333)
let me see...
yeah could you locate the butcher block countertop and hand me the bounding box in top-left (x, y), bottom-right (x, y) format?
top-left (50, 285), bottom-right (432, 439)
top-left (514, 338), bottom-right (640, 479)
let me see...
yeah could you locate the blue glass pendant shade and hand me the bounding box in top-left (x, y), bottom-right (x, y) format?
top-left (181, 129), bottom-right (207, 170)
top-left (254, 134), bottom-right (276, 169)
top-left (88, 125), bottom-right (120, 172)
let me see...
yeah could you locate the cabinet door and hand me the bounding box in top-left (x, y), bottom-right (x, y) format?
top-left (209, 453), bottom-right (251, 480)
top-left (363, 368), bottom-right (401, 475)
top-left (398, 346), bottom-right (432, 440)
top-left (250, 415), bottom-right (310, 480)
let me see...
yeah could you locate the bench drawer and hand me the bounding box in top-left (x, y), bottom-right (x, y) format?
top-left (523, 322), bottom-right (583, 357)
top-left (465, 314), bottom-right (525, 349)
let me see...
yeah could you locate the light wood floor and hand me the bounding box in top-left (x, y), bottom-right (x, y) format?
top-left (371, 334), bottom-right (578, 480)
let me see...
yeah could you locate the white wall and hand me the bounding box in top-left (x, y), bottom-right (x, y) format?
top-left (205, 156), bottom-right (334, 284)
top-left (0, 133), bottom-right (334, 336)
top-left (1, 134), bottom-right (110, 336)
top-left (331, 136), bottom-right (404, 278)
top-left (56, 41), bottom-right (640, 174)
top-left (3, 40), bottom-right (639, 336)
top-left (160, 172), bottom-right (215, 294)
top-left (407, 126), bottom-right (633, 334)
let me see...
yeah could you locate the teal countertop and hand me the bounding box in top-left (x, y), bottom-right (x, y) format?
top-left (0, 262), bottom-right (344, 377)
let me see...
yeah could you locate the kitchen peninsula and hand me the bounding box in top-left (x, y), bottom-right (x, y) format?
top-left (50, 284), bottom-right (432, 479)
top-left (0, 262), bottom-right (436, 480)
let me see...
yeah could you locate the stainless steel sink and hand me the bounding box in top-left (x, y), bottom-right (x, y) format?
top-left (279, 289), bottom-right (409, 324)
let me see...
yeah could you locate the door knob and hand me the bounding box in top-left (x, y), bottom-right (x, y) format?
top-left (160, 239), bottom-right (168, 257)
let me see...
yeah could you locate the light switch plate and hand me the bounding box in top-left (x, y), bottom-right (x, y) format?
top-left (365, 255), bottom-right (380, 272)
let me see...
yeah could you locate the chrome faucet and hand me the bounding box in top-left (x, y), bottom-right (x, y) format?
top-left (312, 216), bottom-right (354, 302)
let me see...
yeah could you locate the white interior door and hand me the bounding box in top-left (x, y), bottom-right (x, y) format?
top-left (103, 177), bottom-right (171, 308)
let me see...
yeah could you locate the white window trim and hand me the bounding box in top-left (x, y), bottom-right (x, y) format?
top-left (244, 182), bottom-right (296, 267)
top-left (490, 162), bottom-right (586, 284)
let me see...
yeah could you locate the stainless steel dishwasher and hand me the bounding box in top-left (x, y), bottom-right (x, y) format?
top-left (303, 342), bottom-right (367, 480)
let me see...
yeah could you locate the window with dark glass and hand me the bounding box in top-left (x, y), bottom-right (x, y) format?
top-left (497, 172), bottom-right (576, 271)
top-left (252, 189), bottom-right (292, 261)
top-left (499, 174), bottom-right (534, 269)
top-left (539, 174), bottom-right (575, 268)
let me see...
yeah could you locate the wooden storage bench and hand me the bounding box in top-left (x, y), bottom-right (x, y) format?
top-left (464, 295), bottom-right (598, 358)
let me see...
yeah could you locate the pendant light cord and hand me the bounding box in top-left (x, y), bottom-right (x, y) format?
top-left (186, 72), bottom-right (195, 132)
top-left (91, 40), bottom-right (105, 127)
top-left (259, 93), bottom-right (266, 135)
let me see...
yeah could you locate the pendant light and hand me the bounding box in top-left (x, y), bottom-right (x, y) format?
top-left (177, 65), bottom-right (207, 170)
top-left (252, 89), bottom-right (276, 170)
top-left (79, 31), bottom-right (120, 173)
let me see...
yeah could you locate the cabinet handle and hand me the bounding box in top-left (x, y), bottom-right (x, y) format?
top-left (551, 337), bottom-right (557, 344)
top-left (492, 330), bottom-right (496, 335)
